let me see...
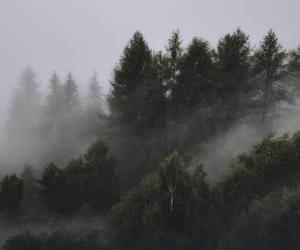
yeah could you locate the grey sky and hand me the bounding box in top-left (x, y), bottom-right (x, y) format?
top-left (0, 0), bottom-right (299, 125)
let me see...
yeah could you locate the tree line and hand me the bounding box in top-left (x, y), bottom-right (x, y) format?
top-left (1, 133), bottom-right (300, 249)
top-left (1, 69), bottom-right (104, 169)
top-left (0, 28), bottom-right (300, 249)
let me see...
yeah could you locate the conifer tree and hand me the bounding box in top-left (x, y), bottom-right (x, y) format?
top-left (253, 30), bottom-right (287, 123)
top-left (165, 30), bottom-right (183, 97)
top-left (64, 73), bottom-right (81, 112)
top-left (215, 28), bottom-right (252, 123)
top-left (108, 31), bottom-right (152, 126)
top-left (6, 67), bottom-right (42, 135)
top-left (0, 174), bottom-right (23, 218)
top-left (2, 67), bottom-right (42, 167)
top-left (86, 72), bottom-right (103, 113)
top-left (21, 165), bottom-right (40, 215)
top-left (46, 72), bottom-right (64, 120)
top-left (287, 47), bottom-right (300, 95)
top-left (173, 37), bottom-right (214, 115)
top-left (83, 72), bottom-right (105, 139)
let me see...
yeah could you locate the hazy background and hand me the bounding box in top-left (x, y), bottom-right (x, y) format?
top-left (0, 0), bottom-right (300, 128)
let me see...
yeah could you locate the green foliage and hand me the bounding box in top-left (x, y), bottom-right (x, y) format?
top-left (2, 230), bottom-right (106, 250)
top-left (0, 174), bottom-right (23, 218)
top-left (84, 139), bottom-right (119, 212)
top-left (2, 28), bottom-right (300, 250)
top-left (64, 73), bottom-right (80, 111)
top-left (221, 188), bottom-right (300, 250)
top-left (2, 67), bottom-right (42, 168)
top-left (287, 47), bottom-right (300, 95)
top-left (161, 30), bottom-right (183, 99)
top-left (39, 162), bottom-right (67, 214)
top-left (2, 231), bottom-right (43, 250)
top-left (45, 72), bottom-right (65, 121)
top-left (20, 165), bottom-right (41, 218)
top-left (214, 133), bottom-right (300, 227)
top-left (107, 152), bottom-right (210, 250)
top-left (109, 31), bottom-right (152, 126)
top-left (253, 30), bottom-right (287, 123)
top-left (288, 47), bottom-right (300, 73)
top-left (215, 28), bottom-right (252, 122)
top-left (39, 139), bottom-right (119, 215)
top-left (173, 37), bottom-right (214, 115)
top-left (82, 72), bottom-right (105, 139)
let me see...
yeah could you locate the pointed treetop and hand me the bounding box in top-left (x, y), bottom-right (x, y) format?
top-left (166, 30), bottom-right (183, 61)
top-left (64, 73), bottom-right (80, 108)
top-left (87, 71), bottom-right (103, 109)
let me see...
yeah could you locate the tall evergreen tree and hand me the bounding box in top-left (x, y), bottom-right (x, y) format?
top-left (41, 71), bottom-right (65, 142)
top-left (41, 73), bottom-right (82, 166)
top-left (170, 37), bottom-right (216, 152)
top-left (108, 31), bottom-right (152, 127)
top-left (82, 72), bottom-right (105, 139)
top-left (2, 67), bottom-right (42, 167)
top-left (45, 72), bottom-right (64, 120)
top-left (173, 37), bottom-right (215, 115)
top-left (0, 174), bottom-right (23, 218)
top-left (87, 72), bottom-right (103, 112)
top-left (287, 47), bottom-right (300, 95)
top-left (21, 165), bottom-right (40, 216)
top-left (253, 29), bottom-right (287, 123)
top-left (215, 28), bottom-right (252, 123)
top-left (165, 30), bottom-right (183, 98)
top-left (64, 73), bottom-right (81, 112)
top-left (6, 67), bottom-right (42, 135)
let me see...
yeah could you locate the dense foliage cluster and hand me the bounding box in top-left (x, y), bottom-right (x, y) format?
top-left (2, 230), bottom-right (105, 250)
top-left (1, 28), bottom-right (300, 249)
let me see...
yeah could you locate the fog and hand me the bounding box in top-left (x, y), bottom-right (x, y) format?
top-left (201, 99), bottom-right (300, 180)
top-left (1, 0), bottom-right (300, 127)
top-left (0, 0), bottom-right (299, 174)
top-left (1, 1), bottom-right (300, 249)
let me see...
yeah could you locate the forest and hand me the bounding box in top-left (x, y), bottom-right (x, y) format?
top-left (0, 28), bottom-right (300, 250)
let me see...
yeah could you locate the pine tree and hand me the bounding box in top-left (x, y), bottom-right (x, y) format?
top-left (287, 47), bottom-right (300, 95)
top-left (108, 31), bottom-right (152, 126)
top-left (173, 37), bottom-right (214, 115)
top-left (253, 29), bottom-right (287, 123)
top-left (87, 72), bottom-right (103, 112)
top-left (42, 72), bottom-right (65, 139)
top-left (0, 174), bottom-right (23, 218)
top-left (82, 72), bottom-right (105, 139)
top-left (39, 162), bottom-right (66, 214)
top-left (215, 28), bottom-right (252, 122)
top-left (84, 139), bottom-right (119, 212)
top-left (46, 72), bottom-right (64, 120)
top-left (169, 37), bottom-right (216, 149)
top-left (165, 30), bottom-right (183, 97)
top-left (6, 67), bottom-right (42, 135)
top-left (64, 73), bottom-right (81, 112)
top-left (2, 67), bottom-right (42, 167)
top-left (21, 165), bottom-right (40, 216)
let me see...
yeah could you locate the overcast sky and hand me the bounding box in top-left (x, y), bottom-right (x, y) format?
top-left (0, 0), bottom-right (299, 125)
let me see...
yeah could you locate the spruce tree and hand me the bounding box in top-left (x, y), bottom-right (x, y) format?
top-left (253, 29), bottom-right (287, 123)
top-left (165, 30), bottom-right (183, 97)
top-left (46, 72), bottom-right (64, 120)
top-left (64, 73), bottom-right (81, 112)
top-left (2, 67), bottom-right (42, 167)
top-left (87, 72), bottom-right (103, 113)
top-left (42, 72), bottom-right (65, 137)
top-left (0, 174), bottom-right (23, 218)
top-left (83, 72), bottom-right (105, 139)
top-left (173, 37), bottom-right (214, 115)
top-left (287, 47), bottom-right (300, 95)
top-left (215, 28), bottom-right (252, 122)
top-left (108, 31), bottom-right (152, 126)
